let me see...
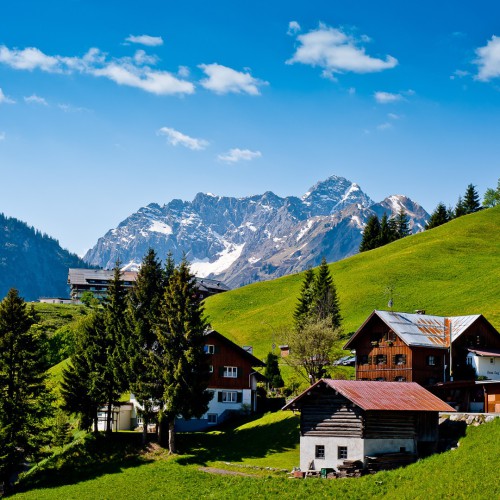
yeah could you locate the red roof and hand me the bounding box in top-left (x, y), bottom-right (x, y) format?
top-left (468, 348), bottom-right (500, 357)
top-left (283, 379), bottom-right (455, 412)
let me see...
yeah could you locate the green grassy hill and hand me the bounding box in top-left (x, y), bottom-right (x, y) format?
top-left (12, 413), bottom-right (500, 499)
top-left (205, 206), bottom-right (500, 359)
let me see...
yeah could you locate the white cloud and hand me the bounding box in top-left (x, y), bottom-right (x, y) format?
top-left (388, 112), bottom-right (400, 120)
top-left (0, 132), bottom-right (5, 141)
top-left (199, 63), bottom-right (268, 95)
top-left (374, 91), bottom-right (403, 103)
top-left (218, 148), bottom-right (262, 163)
top-left (287, 24), bottom-right (398, 78)
top-left (474, 36), bottom-right (500, 81)
top-left (0, 44), bottom-right (194, 96)
top-left (157, 127), bottom-right (209, 150)
top-left (125, 35), bottom-right (164, 47)
top-left (0, 88), bottom-right (15, 104)
top-left (348, 87), bottom-right (356, 95)
top-left (24, 94), bottom-right (48, 105)
top-left (178, 65), bottom-right (190, 78)
top-left (287, 21), bottom-right (301, 36)
top-left (450, 69), bottom-right (470, 80)
top-left (58, 103), bottom-right (88, 113)
top-left (377, 122), bottom-right (393, 131)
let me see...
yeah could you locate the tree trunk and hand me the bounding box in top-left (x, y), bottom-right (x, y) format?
top-left (168, 418), bottom-right (176, 454)
top-left (157, 413), bottom-right (168, 447)
top-left (142, 416), bottom-right (148, 445)
top-left (106, 402), bottom-right (113, 435)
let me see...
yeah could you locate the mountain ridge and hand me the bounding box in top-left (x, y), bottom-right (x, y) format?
top-left (83, 175), bottom-right (429, 287)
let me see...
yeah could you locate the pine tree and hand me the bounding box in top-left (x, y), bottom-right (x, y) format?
top-left (156, 258), bottom-right (212, 453)
top-left (312, 257), bottom-right (342, 330)
top-left (264, 353), bottom-right (284, 390)
top-left (394, 208), bottom-right (410, 239)
top-left (463, 184), bottom-right (481, 214)
top-left (101, 261), bottom-right (129, 435)
top-left (293, 268), bottom-right (315, 329)
top-left (483, 178), bottom-right (500, 207)
top-left (127, 249), bottom-right (166, 444)
top-left (359, 215), bottom-right (381, 252)
top-left (379, 213), bottom-right (396, 246)
top-left (0, 289), bottom-right (53, 492)
top-left (426, 202), bottom-right (450, 230)
top-left (455, 195), bottom-right (467, 218)
top-left (60, 313), bottom-right (105, 433)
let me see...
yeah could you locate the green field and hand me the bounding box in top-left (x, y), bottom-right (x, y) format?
top-left (11, 412), bottom-right (500, 499)
top-left (204, 206), bottom-right (500, 360)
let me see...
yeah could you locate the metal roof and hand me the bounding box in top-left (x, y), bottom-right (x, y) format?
top-left (345, 310), bottom-right (484, 349)
top-left (68, 268), bottom-right (138, 285)
top-left (283, 379), bottom-right (455, 412)
top-left (468, 348), bottom-right (500, 358)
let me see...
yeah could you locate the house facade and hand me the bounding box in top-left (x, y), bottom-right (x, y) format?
top-left (283, 379), bottom-right (454, 472)
top-left (68, 268), bottom-right (229, 303)
top-left (131, 329), bottom-right (265, 432)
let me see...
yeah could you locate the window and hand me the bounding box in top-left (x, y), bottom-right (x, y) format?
top-left (427, 355), bottom-right (440, 366)
top-left (491, 358), bottom-right (495, 364)
top-left (358, 354), bottom-right (369, 365)
top-left (218, 391), bottom-right (241, 403)
top-left (376, 354), bottom-right (387, 365)
top-left (207, 414), bottom-right (217, 424)
top-left (375, 377), bottom-right (386, 381)
top-left (204, 344), bottom-right (215, 354)
top-left (466, 357), bottom-right (473, 366)
top-left (338, 446), bottom-right (348, 460)
top-left (209, 365), bottom-right (214, 373)
top-left (393, 354), bottom-right (406, 366)
top-left (394, 376), bottom-right (406, 382)
top-left (315, 445), bottom-right (325, 459)
top-left (223, 366), bottom-right (238, 378)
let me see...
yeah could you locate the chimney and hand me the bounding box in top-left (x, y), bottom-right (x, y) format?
top-left (415, 309), bottom-right (426, 315)
top-left (444, 318), bottom-right (451, 346)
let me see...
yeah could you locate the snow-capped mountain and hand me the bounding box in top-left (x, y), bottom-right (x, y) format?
top-left (83, 175), bottom-right (429, 287)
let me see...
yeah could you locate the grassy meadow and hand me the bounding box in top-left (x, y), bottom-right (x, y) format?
top-left (11, 412), bottom-right (500, 500)
top-left (204, 206), bottom-right (500, 360)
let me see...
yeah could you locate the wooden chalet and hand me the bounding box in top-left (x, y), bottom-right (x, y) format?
top-left (283, 379), bottom-right (454, 473)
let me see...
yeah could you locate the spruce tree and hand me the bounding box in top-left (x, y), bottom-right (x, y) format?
top-left (455, 195), bottom-right (467, 218)
top-left (379, 213), bottom-right (396, 246)
top-left (293, 268), bottom-right (315, 329)
top-left (127, 249), bottom-right (166, 444)
top-left (264, 353), bottom-right (284, 390)
top-left (312, 257), bottom-right (342, 330)
top-left (0, 289), bottom-right (52, 492)
top-left (426, 203), bottom-right (450, 230)
top-left (156, 258), bottom-right (212, 453)
top-left (463, 183), bottom-right (481, 214)
top-left (394, 208), bottom-right (410, 239)
top-left (101, 262), bottom-right (129, 434)
top-left (61, 313), bottom-right (105, 433)
top-left (359, 215), bottom-right (381, 252)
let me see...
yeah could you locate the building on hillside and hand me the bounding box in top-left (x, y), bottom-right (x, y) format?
top-left (282, 379), bottom-right (455, 473)
top-left (343, 310), bottom-right (500, 412)
top-left (68, 268), bottom-right (230, 303)
top-left (97, 403), bottom-right (134, 432)
top-left (39, 297), bottom-right (73, 304)
top-left (131, 329), bottom-right (265, 432)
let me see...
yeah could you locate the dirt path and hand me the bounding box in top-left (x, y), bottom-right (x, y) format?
top-left (199, 466), bottom-right (254, 477)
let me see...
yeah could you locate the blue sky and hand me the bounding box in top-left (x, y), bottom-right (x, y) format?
top-left (1, 1), bottom-right (499, 255)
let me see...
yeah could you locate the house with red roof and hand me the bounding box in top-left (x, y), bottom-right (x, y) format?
top-left (283, 379), bottom-right (454, 472)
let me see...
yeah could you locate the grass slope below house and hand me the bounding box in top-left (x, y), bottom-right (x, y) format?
top-left (204, 206), bottom-right (500, 360)
top-left (11, 414), bottom-right (500, 499)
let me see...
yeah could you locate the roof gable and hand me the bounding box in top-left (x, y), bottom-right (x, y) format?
top-left (204, 330), bottom-right (264, 367)
top-left (283, 379), bottom-right (455, 412)
top-left (344, 310), bottom-right (491, 350)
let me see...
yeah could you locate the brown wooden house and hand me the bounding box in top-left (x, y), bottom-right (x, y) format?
top-left (283, 379), bottom-right (454, 472)
top-left (344, 310), bottom-right (500, 385)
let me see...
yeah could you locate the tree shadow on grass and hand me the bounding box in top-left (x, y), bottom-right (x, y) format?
top-left (11, 433), bottom-right (154, 496)
top-left (176, 413), bottom-right (299, 466)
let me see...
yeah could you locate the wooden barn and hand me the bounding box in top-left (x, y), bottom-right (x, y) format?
top-left (283, 379), bottom-right (454, 472)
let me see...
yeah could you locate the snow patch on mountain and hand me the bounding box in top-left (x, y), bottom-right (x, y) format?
top-left (190, 242), bottom-right (245, 277)
top-left (149, 221), bottom-right (173, 235)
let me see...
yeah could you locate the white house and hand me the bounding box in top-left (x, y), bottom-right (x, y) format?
top-left (283, 379), bottom-right (455, 472)
top-left (467, 348), bottom-right (500, 380)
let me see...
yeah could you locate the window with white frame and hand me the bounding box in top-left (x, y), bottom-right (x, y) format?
top-left (221, 391), bottom-right (238, 403)
top-left (209, 365), bottom-right (213, 373)
top-left (223, 366), bottom-right (238, 378)
top-left (338, 446), bottom-right (348, 460)
top-left (204, 344), bottom-right (215, 354)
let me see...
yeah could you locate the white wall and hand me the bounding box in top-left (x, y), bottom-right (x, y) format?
top-left (299, 436), bottom-right (415, 471)
top-left (467, 354), bottom-right (500, 380)
top-left (203, 388), bottom-right (251, 419)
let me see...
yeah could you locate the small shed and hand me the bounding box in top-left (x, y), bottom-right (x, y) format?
top-left (283, 379), bottom-right (454, 472)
